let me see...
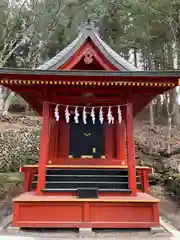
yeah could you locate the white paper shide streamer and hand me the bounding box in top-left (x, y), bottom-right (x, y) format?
top-left (83, 106), bottom-right (87, 124)
top-left (65, 106), bottom-right (70, 123)
top-left (74, 106), bottom-right (79, 123)
top-left (54, 104), bottom-right (124, 124)
top-left (118, 105), bottom-right (122, 124)
top-left (99, 107), bottom-right (104, 124)
top-left (91, 107), bottom-right (95, 124)
top-left (107, 106), bottom-right (114, 124)
top-left (54, 104), bottom-right (60, 121)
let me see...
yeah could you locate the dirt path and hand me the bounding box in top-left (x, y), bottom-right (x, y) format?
top-left (151, 185), bottom-right (180, 231)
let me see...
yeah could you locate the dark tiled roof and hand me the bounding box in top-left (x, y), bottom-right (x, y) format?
top-left (37, 22), bottom-right (139, 71)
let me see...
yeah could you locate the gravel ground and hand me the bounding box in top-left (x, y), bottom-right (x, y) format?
top-left (0, 237), bottom-right (177, 240)
top-left (151, 185), bottom-right (180, 231)
top-left (0, 225), bottom-right (172, 239)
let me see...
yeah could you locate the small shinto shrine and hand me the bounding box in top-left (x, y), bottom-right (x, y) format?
top-left (0, 22), bottom-right (179, 228)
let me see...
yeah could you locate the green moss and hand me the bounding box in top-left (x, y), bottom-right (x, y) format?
top-left (0, 172), bottom-right (23, 183)
top-left (172, 173), bottom-right (180, 179)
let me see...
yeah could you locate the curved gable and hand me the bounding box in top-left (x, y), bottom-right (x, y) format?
top-left (59, 39), bottom-right (118, 70)
top-left (38, 22), bottom-right (138, 71)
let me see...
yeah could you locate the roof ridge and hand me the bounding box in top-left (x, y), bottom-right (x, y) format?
top-left (37, 23), bottom-right (139, 71)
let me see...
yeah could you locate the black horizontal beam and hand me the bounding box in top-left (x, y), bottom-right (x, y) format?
top-left (0, 67), bottom-right (180, 78)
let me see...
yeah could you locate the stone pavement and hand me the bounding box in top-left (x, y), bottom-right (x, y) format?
top-left (0, 216), bottom-right (180, 240)
top-left (0, 236), bottom-right (178, 240)
top-left (0, 228), bottom-right (175, 240)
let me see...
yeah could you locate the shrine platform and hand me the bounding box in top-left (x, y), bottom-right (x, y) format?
top-left (13, 192), bottom-right (160, 229)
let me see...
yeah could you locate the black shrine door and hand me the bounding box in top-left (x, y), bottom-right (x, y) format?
top-left (69, 114), bottom-right (105, 158)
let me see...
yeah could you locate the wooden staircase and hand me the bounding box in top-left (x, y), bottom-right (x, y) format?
top-left (31, 168), bottom-right (142, 196)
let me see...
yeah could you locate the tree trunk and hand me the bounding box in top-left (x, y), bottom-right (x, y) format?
top-left (154, 95), bottom-right (162, 122)
top-left (134, 48), bottom-right (137, 67)
top-left (167, 116), bottom-right (172, 154)
top-left (25, 102), bottom-right (30, 114)
top-left (165, 95), bottom-right (173, 154)
top-left (167, 40), bottom-right (179, 125)
top-left (146, 5), bottom-right (155, 128)
top-left (149, 102), bottom-right (154, 127)
top-left (171, 88), bottom-right (180, 125)
top-left (0, 86), bottom-right (4, 117)
top-left (3, 92), bottom-right (15, 115)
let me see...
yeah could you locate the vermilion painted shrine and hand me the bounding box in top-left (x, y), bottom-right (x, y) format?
top-left (0, 22), bottom-right (179, 228)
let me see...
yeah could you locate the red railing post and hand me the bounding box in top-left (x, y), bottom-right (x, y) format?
top-left (126, 103), bottom-right (137, 196)
top-left (36, 102), bottom-right (50, 195)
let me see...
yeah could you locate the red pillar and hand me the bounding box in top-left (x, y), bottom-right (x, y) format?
top-left (142, 170), bottom-right (150, 193)
top-left (120, 121), bottom-right (127, 160)
top-left (126, 103), bottom-right (137, 196)
top-left (115, 120), bottom-right (126, 161)
top-left (105, 122), bottom-right (113, 159)
top-left (36, 102), bottom-right (50, 196)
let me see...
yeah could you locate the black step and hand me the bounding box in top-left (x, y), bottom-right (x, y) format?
top-left (31, 168), bottom-right (142, 193)
top-left (46, 169), bottom-right (129, 176)
top-left (41, 188), bottom-right (132, 193)
top-left (32, 181), bottom-right (141, 190)
top-left (44, 181), bottom-right (129, 189)
top-left (33, 174), bottom-right (129, 182)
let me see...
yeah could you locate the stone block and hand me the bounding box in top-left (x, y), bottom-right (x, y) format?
top-left (79, 228), bottom-right (93, 237)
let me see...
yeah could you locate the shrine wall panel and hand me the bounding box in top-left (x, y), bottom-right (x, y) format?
top-left (13, 200), bottom-right (159, 228)
top-left (17, 202), bottom-right (83, 222)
